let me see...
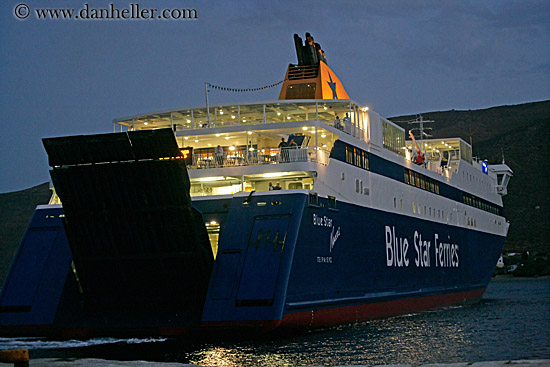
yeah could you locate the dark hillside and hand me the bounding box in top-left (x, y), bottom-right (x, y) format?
top-left (0, 182), bottom-right (51, 287)
top-left (390, 100), bottom-right (550, 253)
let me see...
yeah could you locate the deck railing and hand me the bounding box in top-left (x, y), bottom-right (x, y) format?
top-left (189, 146), bottom-right (329, 169)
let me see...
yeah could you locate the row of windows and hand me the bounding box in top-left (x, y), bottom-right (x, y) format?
top-left (345, 146), bottom-right (369, 170)
top-left (341, 142), bottom-right (503, 218)
top-left (392, 197), bottom-right (452, 222)
top-left (463, 193), bottom-right (500, 215)
top-left (404, 169), bottom-right (440, 195)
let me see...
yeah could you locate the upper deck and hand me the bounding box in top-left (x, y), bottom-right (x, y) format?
top-left (111, 98), bottom-right (503, 197)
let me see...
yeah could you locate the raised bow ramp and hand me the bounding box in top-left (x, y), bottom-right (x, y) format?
top-left (0, 129), bottom-right (213, 336)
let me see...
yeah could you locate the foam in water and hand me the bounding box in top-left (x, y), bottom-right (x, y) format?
top-left (0, 337), bottom-right (167, 350)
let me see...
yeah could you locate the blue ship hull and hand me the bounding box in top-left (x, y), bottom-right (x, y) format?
top-left (0, 190), bottom-right (504, 337)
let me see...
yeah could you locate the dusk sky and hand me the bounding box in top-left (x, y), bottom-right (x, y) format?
top-left (1, 0), bottom-right (548, 193)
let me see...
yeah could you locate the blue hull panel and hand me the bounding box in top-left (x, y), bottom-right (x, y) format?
top-left (198, 192), bottom-right (504, 329)
top-left (0, 192), bottom-right (504, 336)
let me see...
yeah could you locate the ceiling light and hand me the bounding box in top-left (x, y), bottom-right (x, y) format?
top-left (321, 134), bottom-right (327, 138)
top-left (194, 139), bottom-right (199, 143)
top-left (263, 172), bottom-right (283, 178)
top-left (184, 136), bottom-right (189, 140)
top-left (302, 127), bottom-right (308, 131)
top-left (247, 131), bottom-right (252, 135)
top-left (225, 136), bottom-right (230, 140)
top-left (198, 176), bottom-right (225, 182)
top-left (216, 133), bottom-right (220, 137)
top-left (229, 145), bottom-right (236, 151)
top-left (144, 122), bottom-right (148, 125)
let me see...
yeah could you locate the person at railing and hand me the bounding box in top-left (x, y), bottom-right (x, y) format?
top-left (343, 113), bottom-right (351, 125)
top-left (214, 145), bottom-right (224, 166)
top-left (278, 137), bottom-right (288, 162)
top-left (288, 139), bottom-right (298, 162)
top-left (440, 151), bottom-right (448, 169)
top-left (334, 115), bottom-right (343, 130)
top-left (274, 182), bottom-right (282, 190)
top-left (269, 182), bottom-right (274, 191)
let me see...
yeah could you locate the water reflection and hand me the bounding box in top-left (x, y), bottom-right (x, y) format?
top-left (188, 346), bottom-right (297, 367)
top-left (8, 280), bottom-right (550, 366)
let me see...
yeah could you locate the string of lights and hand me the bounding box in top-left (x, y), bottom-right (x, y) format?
top-left (206, 80), bottom-right (283, 93)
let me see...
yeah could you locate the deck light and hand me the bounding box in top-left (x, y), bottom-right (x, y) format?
top-left (247, 131), bottom-right (252, 135)
top-left (302, 127), bottom-right (308, 131)
top-left (194, 139), bottom-right (199, 143)
top-left (225, 136), bottom-right (230, 140)
top-left (216, 134), bottom-right (221, 137)
top-left (184, 137), bottom-right (189, 140)
top-left (144, 122), bottom-right (148, 125)
top-left (219, 111), bottom-right (224, 115)
top-left (287, 116), bottom-right (291, 120)
top-left (231, 115), bottom-right (236, 119)
top-left (187, 119), bottom-right (191, 123)
top-left (198, 177), bottom-right (225, 182)
top-left (321, 133), bottom-right (326, 138)
top-left (263, 172), bottom-right (283, 178)
top-left (229, 145), bottom-right (236, 151)
top-left (277, 112), bottom-right (281, 116)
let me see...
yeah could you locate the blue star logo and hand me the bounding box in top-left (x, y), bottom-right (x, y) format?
top-left (327, 71), bottom-right (338, 99)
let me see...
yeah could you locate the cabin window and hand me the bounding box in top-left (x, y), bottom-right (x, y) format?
top-left (382, 119), bottom-right (405, 155)
top-left (393, 197), bottom-right (397, 208)
top-left (327, 196), bottom-right (338, 210)
top-left (413, 202), bottom-right (416, 213)
top-left (308, 192), bottom-right (320, 207)
top-left (355, 179), bottom-right (360, 193)
top-left (362, 151), bottom-right (369, 170)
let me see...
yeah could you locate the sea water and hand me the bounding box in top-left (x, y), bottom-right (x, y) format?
top-left (1, 278), bottom-right (548, 366)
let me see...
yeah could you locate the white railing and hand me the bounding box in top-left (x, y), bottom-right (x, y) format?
top-left (189, 146), bottom-right (329, 169)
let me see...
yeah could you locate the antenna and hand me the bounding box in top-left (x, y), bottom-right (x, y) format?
top-left (396, 115), bottom-right (433, 154)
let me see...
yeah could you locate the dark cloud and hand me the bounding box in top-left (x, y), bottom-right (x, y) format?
top-left (0, 0), bottom-right (548, 192)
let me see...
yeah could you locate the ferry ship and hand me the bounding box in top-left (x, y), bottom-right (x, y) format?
top-left (0, 33), bottom-right (513, 337)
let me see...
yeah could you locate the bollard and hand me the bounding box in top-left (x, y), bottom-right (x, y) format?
top-left (0, 349), bottom-right (29, 367)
